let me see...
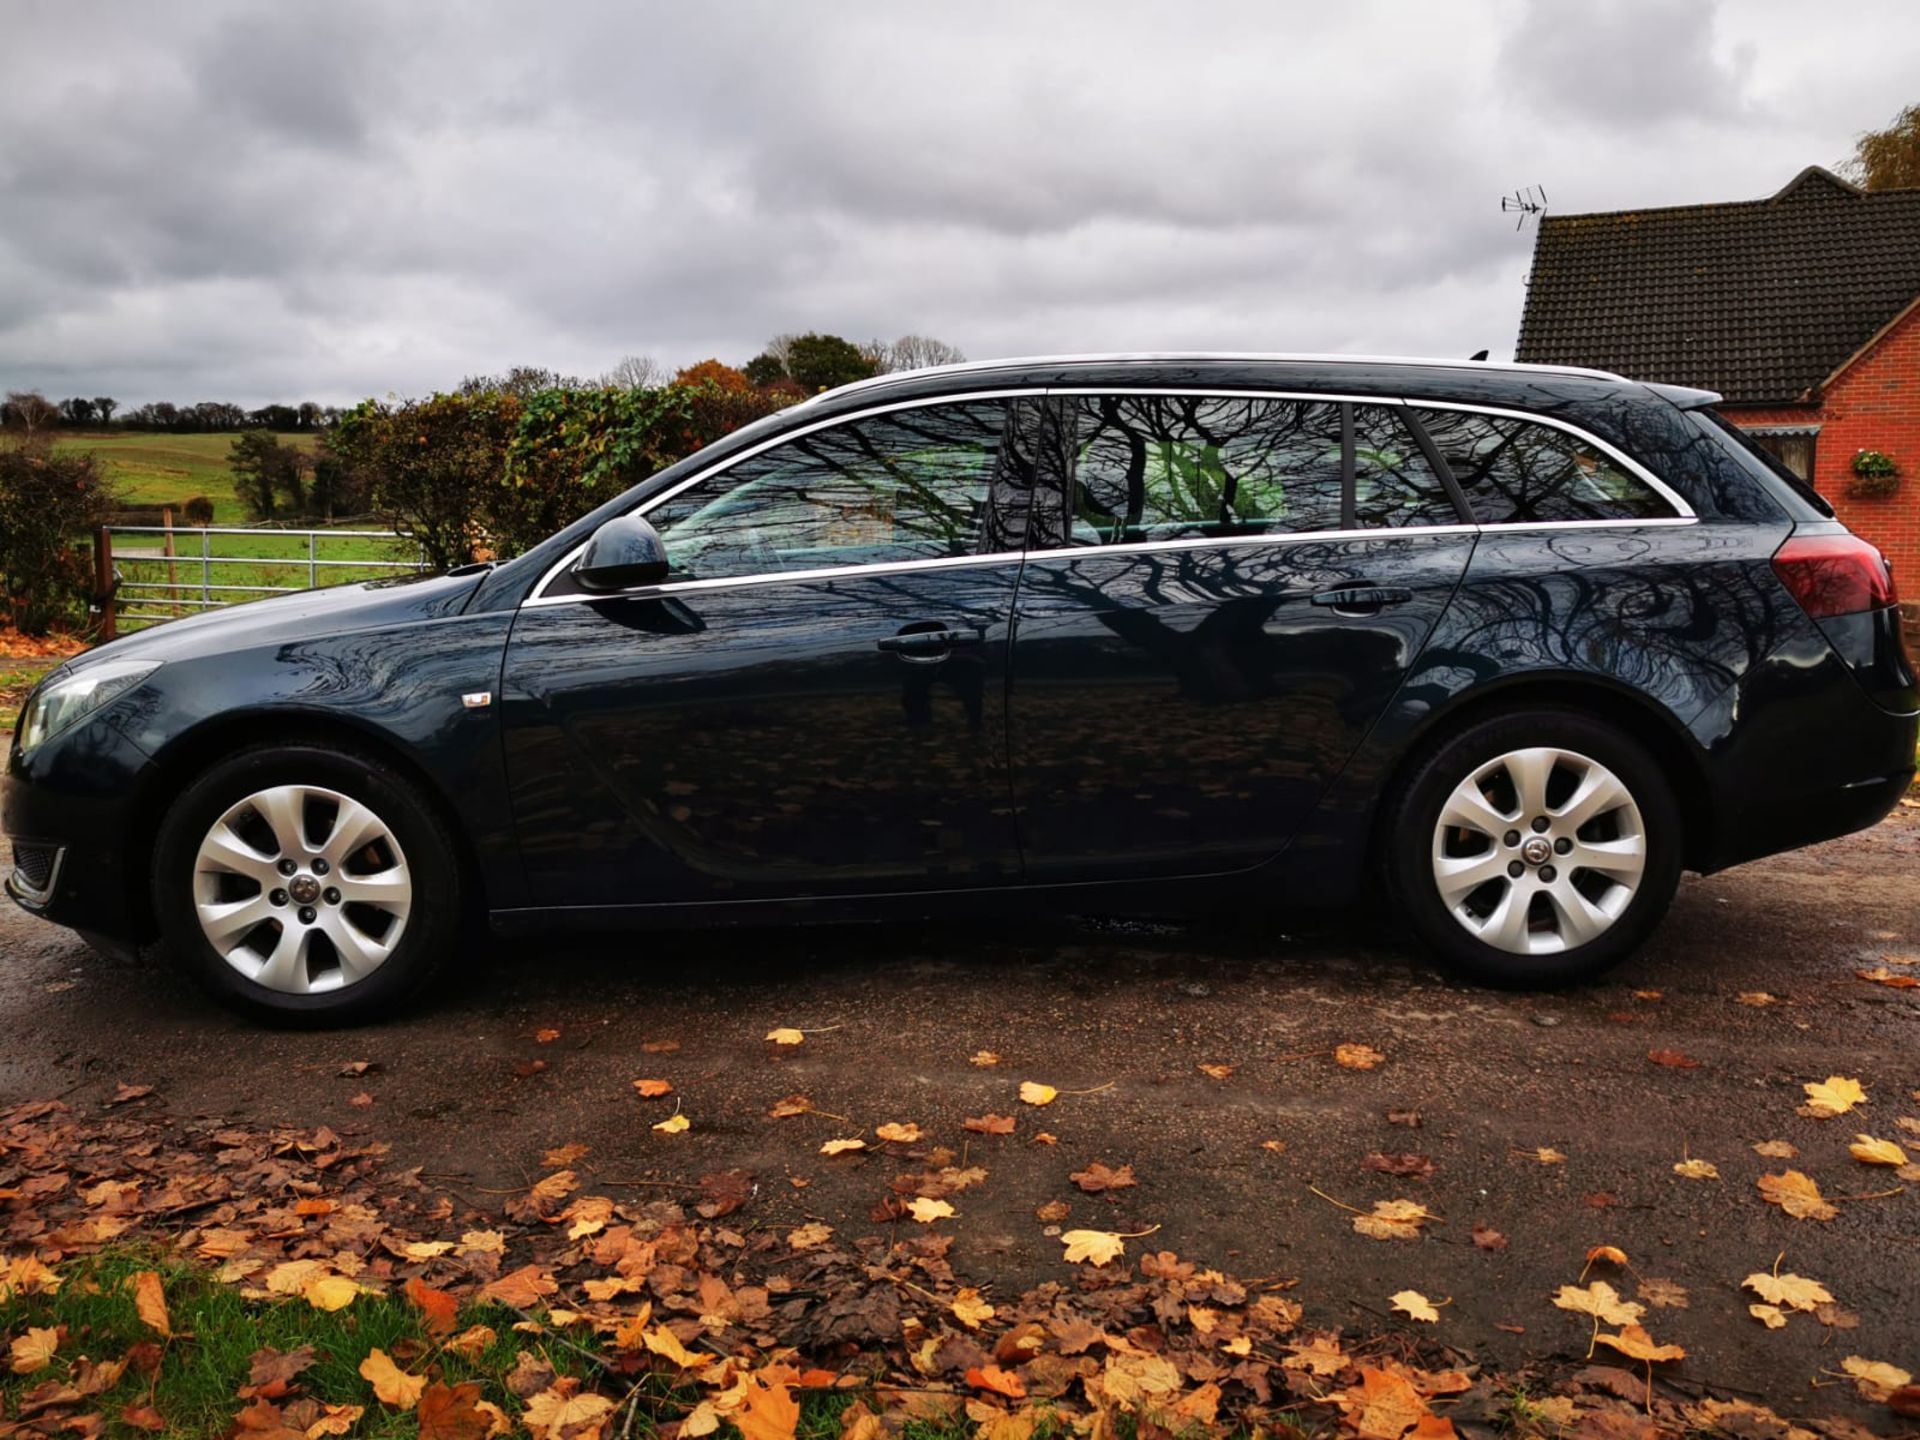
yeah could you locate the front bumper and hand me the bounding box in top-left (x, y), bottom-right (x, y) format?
top-left (3, 720), bottom-right (157, 941)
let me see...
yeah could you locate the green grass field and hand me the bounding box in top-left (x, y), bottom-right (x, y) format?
top-left (45, 432), bottom-right (424, 631)
top-left (54, 430), bottom-right (318, 527)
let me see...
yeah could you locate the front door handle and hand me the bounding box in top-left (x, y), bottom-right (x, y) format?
top-left (1311, 585), bottom-right (1414, 616)
top-left (877, 623), bottom-right (983, 662)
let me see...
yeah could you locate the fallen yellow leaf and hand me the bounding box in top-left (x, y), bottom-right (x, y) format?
top-left (1757, 1170), bottom-right (1838, 1221)
top-left (1390, 1289), bottom-right (1440, 1323)
top-left (1552, 1281), bottom-right (1643, 1327)
top-left (524, 1380), bottom-right (618, 1437)
top-left (969, 1050), bottom-right (1002, 1067)
top-left (652, 1113), bottom-right (690, 1134)
top-left (1019, 1082), bottom-right (1057, 1106)
top-left (1061, 1229), bottom-right (1127, 1265)
top-left (303, 1275), bottom-right (362, 1312)
top-left (907, 1197), bottom-right (955, 1223)
top-left (951, 1288), bottom-right (995, 1330)
top-left (766, 1028), bottom-right (804, 1045)
top-left (819, 1137), bottom-right (866, 1155)
top-left (1840, 1355), bottom-right (1913, 1402)
top-left (129, 1270), bottom-right (169, 1337)
top-left (1352, 1199), bottom-right (1432, 1241)
top-left (875, 1122), bottom-right (922, 1144)
top-left (1595, 1325), bottom-right (1685, 1363)
top-left (641, 1324), bottom-right (713, 1370)
top-left (1742, 1271), bottom-right (1833, 1312)
top-left (1334, 1043), bottom-right (1385, 1070)
top-left (359, 1348), bottom-right (425, 1410)
top-left (1849, 1134), bottom-right (1908, 1166)
top-left (1801, 1075), bottom-right (1867, 1118)
top-left (1749, 1303), bottom-right (1788, 1329)
top-left (786, 1222), bottom-right (832, 1250)
top-left (8, 1327), bottom-right (57, 1375)
top-left (1672, 1158), bottom-right (1719, 1180)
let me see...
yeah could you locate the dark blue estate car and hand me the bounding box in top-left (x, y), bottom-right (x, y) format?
top-left (6, 355), bottom-right (1916, 1021)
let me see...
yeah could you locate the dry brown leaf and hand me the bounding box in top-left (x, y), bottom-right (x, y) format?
top-left (1757, 1170), bottom-right (1839, 1221)
top-left (632, 1079), bottom-right (673, 1098)
top-left (819, 1137), bottom-right (866, 1155)
top-left (786, 1222), bottom-right (833, 1250)
top-left (1647, 1048), bottom-right (1700, 1069)
top-left (1070, 1161), bottom-right (1136, 1193)
top-left (1586, 1244), bottom-right (1628, 1266)
top-left (1752, 1139), bottom-right (1797, 1158)
top-left (1638, 1277), bottom-right (1689, 1309)
top-left (523, 1380), bottom-right (617, 1440)
top-left (964, 1114), bottom-right (1016, 1135)
top-left (875, 1122), bottom-right (922, 1144)
top-left (1334, 1043), bottom-right (1385, 1070)
top-left (1735, 991), bottom-right (1781, 1006)
top-left (1198, 1063), bottom-right (1234, 1080)
top-left (1034, 1199), bottom-right (1070, 1222)
top-left (969, 1050), bottom-right (1001, 1067)
top-left (1858, 966), bottom-right (1920, 988)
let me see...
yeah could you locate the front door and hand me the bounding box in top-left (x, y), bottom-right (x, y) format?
top-left (1008, 392), bottom-right (1477, 881)
top-left (501, 397), bottom-right (1043, 907)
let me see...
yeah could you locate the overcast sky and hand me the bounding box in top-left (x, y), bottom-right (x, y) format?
top-left (3, 1), bottom-right (1916, 407)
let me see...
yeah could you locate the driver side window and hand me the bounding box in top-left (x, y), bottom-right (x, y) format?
top-left (645, 400), bottom-right (1027, 582)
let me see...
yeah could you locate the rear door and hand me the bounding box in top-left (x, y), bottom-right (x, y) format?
top-left (501, 397), bottom-right (1044, 907)
top-left (1006, 391), bottom-right (1477, 881)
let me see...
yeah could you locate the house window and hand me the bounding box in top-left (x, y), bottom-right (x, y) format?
top-left (1745, 428), bottom-right (1818, 485)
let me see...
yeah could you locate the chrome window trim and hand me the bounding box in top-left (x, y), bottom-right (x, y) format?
top-left (523, 387), bottom-right (1697, 609)
top-left (1403, 398), bottom-right (1697, 521)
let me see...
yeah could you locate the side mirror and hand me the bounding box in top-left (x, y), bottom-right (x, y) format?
top-left (575, 514), bottom-right (671, 591)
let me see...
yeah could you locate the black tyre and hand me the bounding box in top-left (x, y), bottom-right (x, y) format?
top-left (1384, 707), bottom-right (1682, 987)
top-left (151, 742), bottom-right (465, 1024)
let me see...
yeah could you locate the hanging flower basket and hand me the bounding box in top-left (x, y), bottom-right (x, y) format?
top-left (1849, 449), bottom-right (1901, 499)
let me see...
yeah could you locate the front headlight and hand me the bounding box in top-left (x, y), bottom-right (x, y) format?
top-left (17, 660), bottom-right (161, 752)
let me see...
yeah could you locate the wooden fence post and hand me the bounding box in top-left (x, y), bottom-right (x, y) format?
top-left (94, 526), bottom-right (116, 641)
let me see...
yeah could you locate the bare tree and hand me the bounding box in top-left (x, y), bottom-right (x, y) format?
top-left (2, 391), bottom-right (59, 438)
top-left (603, 354), bottom-right (667, 389)
top-left (92, 396), bottom-right (117, 425)
top-left (863, 334), bottom-right (968, 374)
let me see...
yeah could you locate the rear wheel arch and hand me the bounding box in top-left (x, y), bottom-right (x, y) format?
top-left (1372, 676), bottom-right (1714, 874)
top-left (128, 710), bottom-right (486, 938)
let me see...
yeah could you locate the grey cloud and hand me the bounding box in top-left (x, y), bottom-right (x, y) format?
top-left (0, 0), bottom-right (1916, 407)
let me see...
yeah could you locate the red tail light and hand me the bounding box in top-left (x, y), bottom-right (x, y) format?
top-left (1771, 534), bottom-right (1898, 619)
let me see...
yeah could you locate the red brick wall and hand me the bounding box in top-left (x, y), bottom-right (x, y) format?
top-left (1722, 302), bottom-right (1920, 611)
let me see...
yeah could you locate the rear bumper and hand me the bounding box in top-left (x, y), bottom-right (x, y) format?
top-left (2, 723), bottom-right (155, 941)
top-left (1692, 632), bottom-right (1918, 873)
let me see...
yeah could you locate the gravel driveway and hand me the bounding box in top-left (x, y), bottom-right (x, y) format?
top-left (4, 796), bottom-right (1917, 1413)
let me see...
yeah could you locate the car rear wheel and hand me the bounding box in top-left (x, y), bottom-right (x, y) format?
top-left (1386, 708), bottom-right (1682, 986)
top-left (152, 743), bottom-right (463, 1023)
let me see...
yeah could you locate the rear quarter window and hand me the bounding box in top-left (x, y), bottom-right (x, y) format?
top-left (1411, 408), bottom-right (1675, 524)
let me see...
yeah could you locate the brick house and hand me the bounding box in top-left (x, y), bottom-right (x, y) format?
top-left (1514, 165), bottom-right (1920, 614)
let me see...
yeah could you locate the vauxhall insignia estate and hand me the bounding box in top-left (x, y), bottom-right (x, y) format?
top-left (6, 356), bottom-right (1916, 1022)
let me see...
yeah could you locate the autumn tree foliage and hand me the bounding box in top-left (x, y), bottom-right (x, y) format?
top-left (672, 359), bottom-right (753, 394)
top-left (1842, 101), bottom-right (1920, 191)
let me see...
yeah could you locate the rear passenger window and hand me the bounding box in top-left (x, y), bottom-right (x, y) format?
top-left (1353, 405), bottom-right (1458, 528)
top-left (1411, 408), bottom-right (1675, 524)
top-left (1067, 395), bottom-right (1343, 544)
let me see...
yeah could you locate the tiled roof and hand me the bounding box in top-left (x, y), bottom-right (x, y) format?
top-left (1515, 167), bottom-right (1920, 405)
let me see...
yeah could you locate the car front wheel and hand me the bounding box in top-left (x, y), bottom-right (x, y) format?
top-left (152, 743), bottom-right (464, 1023)
top-left (1386, 708), bottom-right (1683, 987)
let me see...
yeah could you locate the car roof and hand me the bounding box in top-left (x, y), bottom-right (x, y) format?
top-left (793, 352), bottom-right (1722, 416)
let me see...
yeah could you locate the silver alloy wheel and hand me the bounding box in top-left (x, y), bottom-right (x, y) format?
top-left (191, 784), bottom-right (412, 994)
top-left (1430, 746), bottom-right (1646, 956)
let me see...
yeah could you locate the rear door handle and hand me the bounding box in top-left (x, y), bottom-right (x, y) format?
top-left (877, 623), bottom-right (983, 661)
top-left (1311, 585), bottom-right (1414, 615)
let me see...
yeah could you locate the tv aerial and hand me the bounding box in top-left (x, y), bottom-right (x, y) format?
top-left (1501, 184), bottom-right (1549, 230)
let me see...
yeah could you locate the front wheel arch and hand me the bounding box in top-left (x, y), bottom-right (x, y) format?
top-left (127, 710), bottom-right (487, 940)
